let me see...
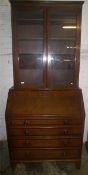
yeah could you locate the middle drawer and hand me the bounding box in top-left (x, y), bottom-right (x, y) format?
top-left (8, 127), bottom-right (82, 136)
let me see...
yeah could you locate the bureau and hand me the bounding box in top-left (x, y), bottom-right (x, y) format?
top-left (6, 88), bottom-right (85, 168)
top-left (6, 0), bottom-right (85, 169)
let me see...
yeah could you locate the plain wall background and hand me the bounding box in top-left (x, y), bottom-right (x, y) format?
top-left (0, 0), bottom-right (88, 141)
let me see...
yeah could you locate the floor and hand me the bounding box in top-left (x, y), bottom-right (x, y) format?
top-left (0, 141), bottom-right (88, 175)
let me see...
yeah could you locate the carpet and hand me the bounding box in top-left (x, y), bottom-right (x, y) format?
top-left (14, 162), bottom-right (68, 175)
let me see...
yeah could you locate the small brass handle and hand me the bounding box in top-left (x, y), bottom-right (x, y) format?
top-left (64, 119), bottom-right (68, 125)
top-left (63, 151), bottom-right (66, 157)
top-left (24, 120), bottom-right (30, 126)
top-left (25, 151), bottom-right (30, 158)
top-left (24, 120), bottom-right (28, 126)
top-left (25, 128), bottom-right (29, 135)
top-left (64, 129), bottom-right (68, 135)
top-left (64, 140), bottom-right (68, 146)
top-left (25, 139), bottom-right (30, 145)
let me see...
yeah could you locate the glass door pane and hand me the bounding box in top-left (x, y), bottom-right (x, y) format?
top-left (48, 10), bottom-right (77, 88)
top-left (17, 8), bottom-right (44, 87)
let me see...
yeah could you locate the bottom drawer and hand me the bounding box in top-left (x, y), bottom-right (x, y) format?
top-left (11, 148), bottom-right (81, 160)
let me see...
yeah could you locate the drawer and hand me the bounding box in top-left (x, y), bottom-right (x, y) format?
top-left (11, 148), bottom-right (81, 160)
top-left (7, 118), bottom-right (82, 127)
top-left (8, 127), bottom-right (82, 136)
top-left (9, 137), bottom-right (82, 148)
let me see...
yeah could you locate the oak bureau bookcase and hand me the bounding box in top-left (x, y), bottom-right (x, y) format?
top-left (5, 0), bottom-right (85, 169)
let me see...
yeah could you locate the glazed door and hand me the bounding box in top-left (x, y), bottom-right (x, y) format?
top-left (16, 8), bottom-right (44, 87)
top-left (47, 9), bottom-right (79, 88)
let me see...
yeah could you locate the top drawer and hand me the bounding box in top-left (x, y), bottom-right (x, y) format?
top-left (7, 117), bottom-right (83, 128)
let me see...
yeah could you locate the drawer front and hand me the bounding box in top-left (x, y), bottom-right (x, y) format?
top-left (11, 148), bottom-right (81, 160)
top-left (9, 137), bottom-right (82, 148)
top-left (7, 118), bottom-right (82, 127)
top-left (8, 127), bottom-right (82, 136)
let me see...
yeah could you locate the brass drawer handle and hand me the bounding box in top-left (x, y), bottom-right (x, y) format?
top-left (25, 151), bottom-right (30, 158)
top-left (25, 129), bottom-right (29, 135)
top-left (64, 119), bottom-right (69, 125)
top-left (24, 120), bottom-right (28, 126)
top-left (63, 151), bottom-right (67, 157)
top-left (25, 139), bottom-right (30, 145)
top-left (64, 140), bottom-right (68, 146)
top-left (24, 120), bottom-right (30, 126)
top-left (64, 129), bottom-right (68, 135)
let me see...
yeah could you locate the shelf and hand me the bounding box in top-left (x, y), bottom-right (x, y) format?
top-left (49, 38), bottom-right (76, 41)
top-left (19, 53), bottom-right (43, 56)
top-left (17, 19), bottom-right (43, 25)
top-left (19, 53), bottom-right (43, 69)
top-left (17, 18), bottom-right (43, 21)
top-left (18, 38), bottom-right (43, 41)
